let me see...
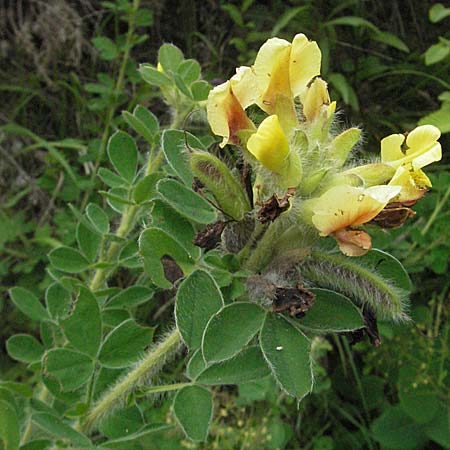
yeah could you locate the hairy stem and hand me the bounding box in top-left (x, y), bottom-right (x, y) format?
top-left (83, 328), bottom-right (182, 431)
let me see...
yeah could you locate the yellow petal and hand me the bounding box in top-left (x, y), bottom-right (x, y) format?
top-left (206, 81), bottom-right (255, 147)
top-left (230, 66), bottom-right (259, 109)
top-left (247, 115), bottom-right (289, 173)
top-left (406, 124), bottom-right (441, 149)
top-left (301, 77), bottom-right (330, 121)
top-left (289, 33), bottom-right (322, 98)
top-left (380, 133), bottom-right (405, 162)
top-left (253, 37), bottom-right (292, 114)
top-left (310, 185), bottom-right (401, 236)
top-left (388, 166), bottom-right (431, 203)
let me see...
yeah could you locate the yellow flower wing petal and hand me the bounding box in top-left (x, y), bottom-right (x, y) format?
top-left (380, 133), bottom-right (405, 163)
top-left (289, 33), bottom-right (322, 98)
top-left (230, 66), bottom-right (259, 109)
top-left (310, 185), bottom-right (401, 236)
top-left (206, 81), bottom-right (254, 147)
top-left (411, 142), bottom-right (442, 171)
top-left (406, 124), bottom-right (441, 150)
top-left (253, 37), bottom-right (292, 114)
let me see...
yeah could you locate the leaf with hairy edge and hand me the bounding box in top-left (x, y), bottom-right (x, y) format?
top-left (156, 179), bottom-right (216, 224)
top-left (173, 386), bottom-right (213, 442)
top-left (61, 287), bottom-right (102, 358)
top-left (44, 348), bottom-right (94, 391)
top-left (161, 130), bottom-right (206, 186)
top-left (9, 287), bottom-right (49, 322)
top-left (6, 334), bottom-right (44, 364)
top-left (175, 270), bottom-right (223, 349)
top-left (260, 313), bottom-right (313, 400)
top-left (298, 289), bottom-right (364, 332)
top-left (0, 399), bottom-right (20, 450)
top-left (99, 319), bottom-right (154, 368)
top-left (139, 227), bottom-right (194, 288)
top-left (202, 303), bottom-right (266, 363)
top-left (196, 346), bottom-right (270, 385)
top-left (107, 131), bottom-right (138, 183)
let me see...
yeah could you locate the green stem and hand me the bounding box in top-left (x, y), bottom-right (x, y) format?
top-left (138, 382), bottom-right (192, 396)
top-left (80, 0), bottom-right (141, 210)
top-left (83, 328), bottom-right (181, 431)
top-left (89, 204), bottom-right (139, 291)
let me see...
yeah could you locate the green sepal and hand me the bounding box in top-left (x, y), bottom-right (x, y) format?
top-left (329, 127), bottom-right (361, 166)
top-left (190, 152), bottom-right (251, 220)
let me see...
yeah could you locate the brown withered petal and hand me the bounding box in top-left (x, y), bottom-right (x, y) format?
top-left (273, 283), bottom-right (316, 318)
top-left (257, 188), bottom-right (295, 224)
top-left (161, 255), bottom-right (184, 284)
top-left (193, 220), bottom-right (227, 250)
top-left (371, 202), bottom-right (416, 229)
top-left (334, 228), bottom-right (372, 257)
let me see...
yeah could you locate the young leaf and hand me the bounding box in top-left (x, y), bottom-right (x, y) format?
top-left (139, 64), bottom-right (172, 86)
top-left (44, 348), bottom-right (94, 391)
top-left (191, 80), bottom-right (211, 101)
top-left (32, 413), bottom-right (92, 448)
top-left (98, 168), bottom-right (127, 188)
top-left (99, 319), bottom-right (154, 368)
top-left (161, 129), bottom-right (206, 186)
top-left (106, 286), bottom-right (154, 309)
top-left (0, 399), bottom-right (20, 450)
top-left (260, 314), bottom-right (313, 400)
top-left (9, 287), bottom-right (49, 322)
top-left (156, 179), bottom-right (217, 224)
top-left (107, 131), bottom-right (138, 183)
top-left (196, 346), bottom-right (270, 385)
top-left (173, 385), bottom-right (212, 442)
top-left (177, 59), bottom-right (201, 85)
top-left (48, 246), bottom-right (90, 273)
top-left (6, 334), bottom-right (44, 363)
top-left (175, 269), bottom-right (223, 349)
top-left (86, 203), bottom-right (110, 234)
top-left (139, 227), bottom-right (194, 288)
top-left (202, 303), bottom-right (266, 363)
top-left (158, 43), bottom-right (184, 73)
top-left (298, 289), bottom-right (364, 332)
top-left (61, 287), bottom-right (102, 358)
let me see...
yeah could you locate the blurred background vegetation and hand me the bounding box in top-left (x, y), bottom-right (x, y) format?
top-left (0, 0), bottom-right (448, 448)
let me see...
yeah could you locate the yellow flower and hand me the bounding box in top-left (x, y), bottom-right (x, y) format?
top-left (253, 34), bottom-right (321, 115)
top-left (247, 115), bottom-right (302, 188)
top-left (381, 124), bottom-right (442, 203)
top-left (206, 66), bottom-right (257, 147)
top-left (381, 125), bottom-right (441, 170)
top-left (307, 185), bottom-right (401, 255)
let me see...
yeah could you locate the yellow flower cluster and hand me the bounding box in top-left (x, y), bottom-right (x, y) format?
top-left (206, 34), bottom-right (442, 256)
